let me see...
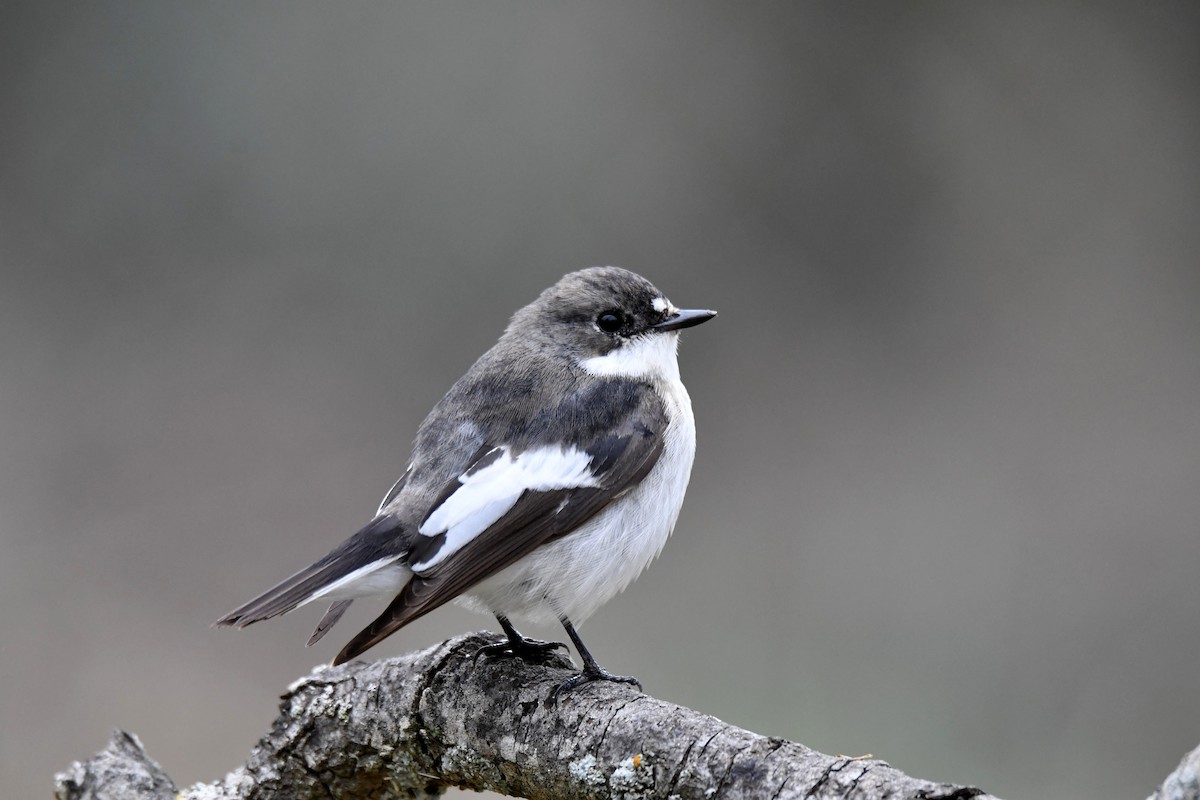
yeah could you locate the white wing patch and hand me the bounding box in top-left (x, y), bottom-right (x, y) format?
top-left (412, 445), bottom-right (600, 572)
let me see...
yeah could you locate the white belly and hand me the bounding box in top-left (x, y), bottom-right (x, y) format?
top-left (456, 378), bottom-right (696, 624)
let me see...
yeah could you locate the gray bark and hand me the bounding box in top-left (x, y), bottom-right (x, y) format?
top-left (1148, 743), bottom-right (1200, 800)
top-left (54, 631), bottom-right (1013, 799)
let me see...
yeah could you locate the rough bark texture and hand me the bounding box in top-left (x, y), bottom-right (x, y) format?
top-left (1149, 743), bottom-right (1200, 800)
top-left (55, 631), bottom-right (1004, 799)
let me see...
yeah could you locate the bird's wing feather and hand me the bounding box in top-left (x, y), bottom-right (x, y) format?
top-left (376, 465), bottom-right (412, 514)
top-left (332, 381), bottom-right (666, 664)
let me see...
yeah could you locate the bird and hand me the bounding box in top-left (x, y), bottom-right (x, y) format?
top-left (216, 266), bottom-right (716, 699)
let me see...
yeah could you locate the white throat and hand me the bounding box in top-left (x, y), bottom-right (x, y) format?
top-left (578, 332), bottom-right (682, 381)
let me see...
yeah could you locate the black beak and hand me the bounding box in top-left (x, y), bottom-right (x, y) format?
top-left (652, 308), bottom-right (718, 332)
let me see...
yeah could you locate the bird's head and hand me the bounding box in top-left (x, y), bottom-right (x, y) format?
top-left (506, 266), bottom-right (716, 379)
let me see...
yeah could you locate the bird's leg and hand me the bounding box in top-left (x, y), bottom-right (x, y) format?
top-left (475, 613), bottom-right (567, 664)
top-left (548, 616), bottom-right (642, 703)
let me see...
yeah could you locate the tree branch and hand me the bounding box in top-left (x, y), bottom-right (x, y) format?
top-left (1148, 743), bottom-right (1200, 800)
top-left (57, 631), bottom-right (1005, 799)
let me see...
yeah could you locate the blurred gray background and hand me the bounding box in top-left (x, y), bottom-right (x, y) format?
top-left (2, 3), bottom-right (1198, 799)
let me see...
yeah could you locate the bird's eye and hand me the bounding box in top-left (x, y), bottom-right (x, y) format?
top-left (596, 311), bottom-right (624, 333)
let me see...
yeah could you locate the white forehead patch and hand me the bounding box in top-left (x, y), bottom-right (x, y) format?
top-left (651, 296), bottom-right (676, 315)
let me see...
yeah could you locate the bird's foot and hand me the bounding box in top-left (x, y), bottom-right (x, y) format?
top-left (474, 635), bottom-right (567, 666)
top-left (548, 667), bottom-right (642, 704)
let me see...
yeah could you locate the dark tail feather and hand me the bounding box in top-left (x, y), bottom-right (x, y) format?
top-left (307, 600), bottom-right (353, 646)
top-left (215, 559), bottom-right (343, 628)
top-left (332, 573), bottom-right (454, 665)
top-left (215, 514), bottom-right (406, 629)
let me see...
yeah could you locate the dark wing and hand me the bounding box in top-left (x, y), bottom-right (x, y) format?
top-left (332, 382), bottom-right (666, 664)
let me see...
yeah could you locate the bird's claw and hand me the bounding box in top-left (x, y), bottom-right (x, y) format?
top-left (547, 668), bottom-right (642, 705)
top-left (474, 635), bottom-right (567, 666)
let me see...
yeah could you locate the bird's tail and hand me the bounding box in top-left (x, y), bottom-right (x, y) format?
top-left (307, 600), bottom-right (353, 646)
top-left (215, 515), bottom-right (411, 639)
